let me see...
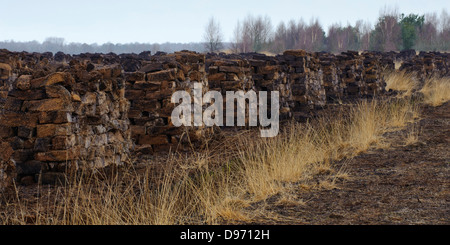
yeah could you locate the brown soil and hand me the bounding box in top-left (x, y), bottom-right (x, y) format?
top-left (241, 102), bottom-right (449, 225)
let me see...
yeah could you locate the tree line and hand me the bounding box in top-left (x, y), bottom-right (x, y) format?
top-left (0, 38), bottom-right (206, 55)
top-left (204, 8), bottom-right (450, 54)
top-left (1, 7), bottom-right (449, 55)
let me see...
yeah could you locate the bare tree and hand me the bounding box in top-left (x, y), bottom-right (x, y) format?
top-left (249, 15), bottom-right (273, 52)
top-left (231, 20), bottom-right (242, 53)
top-left (307, 18), bottom-right (325, 51)
top-left (438, 9), bottom-right (450, 50)
top-left (286, 19), bottom-right (299, 50)
top-left (273, 21), bottom-right (287, 53)
top-left (327, 24), bottom-right (345, 52)
top-left (371, 7), bottom-right (402, 51)
top-left (439, 9), bottom-right (450, 32)
top-left (231, 15), bottom-right (273, 53)
top-left (203, 17), bottom-right (224, 53)
top-left (292, 18), bottom-right (325, 52)
top-left (42, 37), bottom-right (65, 53)
top-left (231, 20), bottom-right (252, 53)
top-left (416, 13), bottom-right (439, 50)
top-left (270, 18), bottom-right (326, 53)
top-left (356, 20), bottom-right (372, 51)
top-left (327, 23), bottom-right (360, 53)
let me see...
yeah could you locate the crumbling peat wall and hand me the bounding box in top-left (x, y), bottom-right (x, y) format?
top-left (125, 51), bottom-right (210, 155)
top-left (0, 49), bottom-right (131, 187)
top-left (398, 51), bottom-right (450, 83)
top-left (0, 48), bottom-right (448, 189)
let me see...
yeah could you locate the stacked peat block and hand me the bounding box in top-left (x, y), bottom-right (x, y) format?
top-left (303, 52), bottom-right (326, 109)
top-left (0, 50), bottom-right (45, 108)
top-left (246, 53), bottom-right (277, 92)
top-left (206, 54), bottom-right (253, 93)
top-left (444, 53), bottom-right (450, 76)
top-left (0, 62), bottom-right (12, 107)
top-left (0, 141), bottom-right (14, 191)
top-left (317, 52), bottom-right (342, 102)
top-left (420, 52), bottom-right (437, 78)
top-left (0, 51), bottom-right (48, 189)
top-left (206, 54), bottom-right (254, 126)
top-left (432, 52), bottom-right (450, 77)
top-left (0, 52), bottom-right (15, 191)
top-left (69, 61), bottom-right (131, 170)
top-left (399, 54), bottom-right (426, 83)
top-left (396, 49), bottom-right (417, 63)
top-left (126, 51), bottom-right (209, 154)
top-left (361, 51), bottom-right (387, 97)
top-left (399, 51), bottom-right (449, 84)
top-left (0, 55), bottom-right (131, 187)
top-left (380, 51), bottom-right (396, 71)
top-left (418, 51), bottom-right (450, 78)
top-left (163, 51), bottom-right (210, 150)
top-left (246, 53), bottom-right (292, 120)
top-left (281, 50), bottom-right (326, 120)
top-left (336, 51), bottom-right (365, 100)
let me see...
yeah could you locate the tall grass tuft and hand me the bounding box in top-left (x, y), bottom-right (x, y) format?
top-left (384, 70), bottom-right (418, 97)
top-left (420, 76), bottom-right (450, 106)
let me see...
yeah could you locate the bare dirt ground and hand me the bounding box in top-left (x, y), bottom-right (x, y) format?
top-left (241, 102), bottom-right (449, 225)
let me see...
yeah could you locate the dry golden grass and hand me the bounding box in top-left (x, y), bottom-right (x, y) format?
top-left (405, 125), bottom-right (420, 146)
top-left (384, 71), bottom-right (450, 107)
top-left (259, 51), bottom-right (277, 56)
top-left (394, 60), bottom-right (403, 70)
top-left (384, 70), bottom-right (418, 97)
top-left (420, 76), bottom-right (450, 106)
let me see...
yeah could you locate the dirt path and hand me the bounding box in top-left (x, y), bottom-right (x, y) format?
top-left (247, 102), bottom-right (449, 225)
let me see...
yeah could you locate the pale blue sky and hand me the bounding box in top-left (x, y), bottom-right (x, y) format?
top-left (0, 0), bottom-right (448, 44)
